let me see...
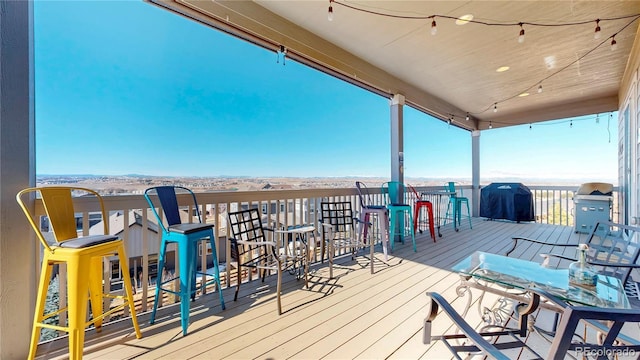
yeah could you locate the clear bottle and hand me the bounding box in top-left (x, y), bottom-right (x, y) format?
top-left (568, 244), bottom-right (598, 288)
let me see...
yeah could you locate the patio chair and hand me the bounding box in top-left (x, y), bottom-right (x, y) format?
top-left (423, 289), bottom-right (640, 360)
top-left (443, 181), bottom-right (472, 231)
top-left (507, 221), bottom-right (640, 308)
top-left (227, 208), bottom-right (309, 315)
top-left (355, 181), bottom-right (390, 256)
top-left (17, 187), bottom-right (142, 360)
top-left (382, 181), bottom-right (416, 252)
top-left (408, 184), bottom-right (435, 241)
top-left (320, 201), bottom-right (379, 277)
top-left (144, 186), bottom-right (225, 335)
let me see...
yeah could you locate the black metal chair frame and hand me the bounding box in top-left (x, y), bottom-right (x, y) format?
top-left (320, 201), bottom-right (375, 277)
top-left (424, 289), bottom-right (640, 360)
top-left (227, 208), bottom-right (308, 315)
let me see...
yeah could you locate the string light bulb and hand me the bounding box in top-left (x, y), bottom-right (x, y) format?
top-left (529, 123), bottom-right (532, 130)
top-left (278, 45), bottom-right (287, 65)
top-left (489, 121), bottom-right (493, 129)
top-left (320, 1), bottom-right (637, 115)
top-left (493, 103), bottom-right (498, 112)
top-left (570, 119), bottom-right (573, 128)
top-left (594, 19), bottom-right (601, 39)
top-left (596, 113), bottom-right (600, 124)
top-left (465, 113), bottom-right (470, 121)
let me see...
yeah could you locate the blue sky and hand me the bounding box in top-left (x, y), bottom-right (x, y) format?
top-left (34, 1), bottom-right (618, 183)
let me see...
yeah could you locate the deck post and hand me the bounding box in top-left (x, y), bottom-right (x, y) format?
top-left (471, 130), bottom-right (480, 217)
top-left (390, 94), bottom-right (405, 242)
top-left (390, 94), bottom-right (404, 187)
top-left (0, 0), bottom-right (36, 358)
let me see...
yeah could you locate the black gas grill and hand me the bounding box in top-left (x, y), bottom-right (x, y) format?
top-left (480, 183), bottom-right (535, 222)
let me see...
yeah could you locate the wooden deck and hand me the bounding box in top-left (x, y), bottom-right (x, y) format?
top-left (36, 218), bottom-right (593, 360)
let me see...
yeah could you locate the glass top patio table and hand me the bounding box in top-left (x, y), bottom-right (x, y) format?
top-left (452, 251), bottom-right (630, 309)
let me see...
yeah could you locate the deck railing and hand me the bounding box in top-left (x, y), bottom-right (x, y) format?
top-left (447, 185), bottom-right (618, 226)
top-left (30, 183), bottom-right (618, 342)
top-left (521, 185), bottom-right (618, 226)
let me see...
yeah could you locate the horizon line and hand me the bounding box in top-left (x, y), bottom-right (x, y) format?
top-left (35, 173), bottom-right (617, 183)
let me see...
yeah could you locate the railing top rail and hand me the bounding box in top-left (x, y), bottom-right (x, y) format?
top-left (30, 184), bottom-right (618, 217)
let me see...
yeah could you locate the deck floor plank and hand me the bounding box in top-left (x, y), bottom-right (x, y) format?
top-left (38, 219), bottom-right (588, 360)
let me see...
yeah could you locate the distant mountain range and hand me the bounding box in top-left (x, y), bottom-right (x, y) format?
top-left (36, 174), bottom-right (617, 186)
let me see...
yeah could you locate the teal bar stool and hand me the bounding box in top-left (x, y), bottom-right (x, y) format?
top-left (144, 186), bottom-right (225, 335)
top-left (443, 182), bottom-right (472, 231)
top-left (382, 181), bottom-right (416, 252)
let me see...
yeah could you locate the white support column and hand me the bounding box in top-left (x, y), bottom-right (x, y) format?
top-left (471, 130), bottom-right (481, 217)
top-left (0, 1), bottom-right (36, 358)
top-left (390, 94), bottom-right (405, 242)
top-left (390, 94), bottom-right (405, 188)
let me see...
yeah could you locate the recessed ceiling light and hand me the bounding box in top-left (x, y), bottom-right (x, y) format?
top-left (456, 14), bottom-right (474, 25)
top-left (544, 56), bottom-right (556, 69)
top-left (496, 66), bottom-right (510, 72)
top-left (519, 92), bottom-right (530, 97)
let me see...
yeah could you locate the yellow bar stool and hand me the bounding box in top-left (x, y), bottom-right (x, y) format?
top-left (17, 187), bottom-right (142, 360)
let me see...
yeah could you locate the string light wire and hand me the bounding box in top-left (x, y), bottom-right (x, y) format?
top-left (331, 1), bottom-right (639, 26)
top-left (473, 14), bottom-right (640, 115)
top-left (494, 112), bottom-right (613, 129)
top-left (329, 1), bottom-right (638, 127)
top-left (608, 112), bottom-right (613, 143)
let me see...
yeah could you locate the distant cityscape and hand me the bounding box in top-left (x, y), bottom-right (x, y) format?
top-left (36, 174), bottom-right (603, 196)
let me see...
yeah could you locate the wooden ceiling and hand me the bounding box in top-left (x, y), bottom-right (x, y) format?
top-left (147, 0), bottom-right (640, 131)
